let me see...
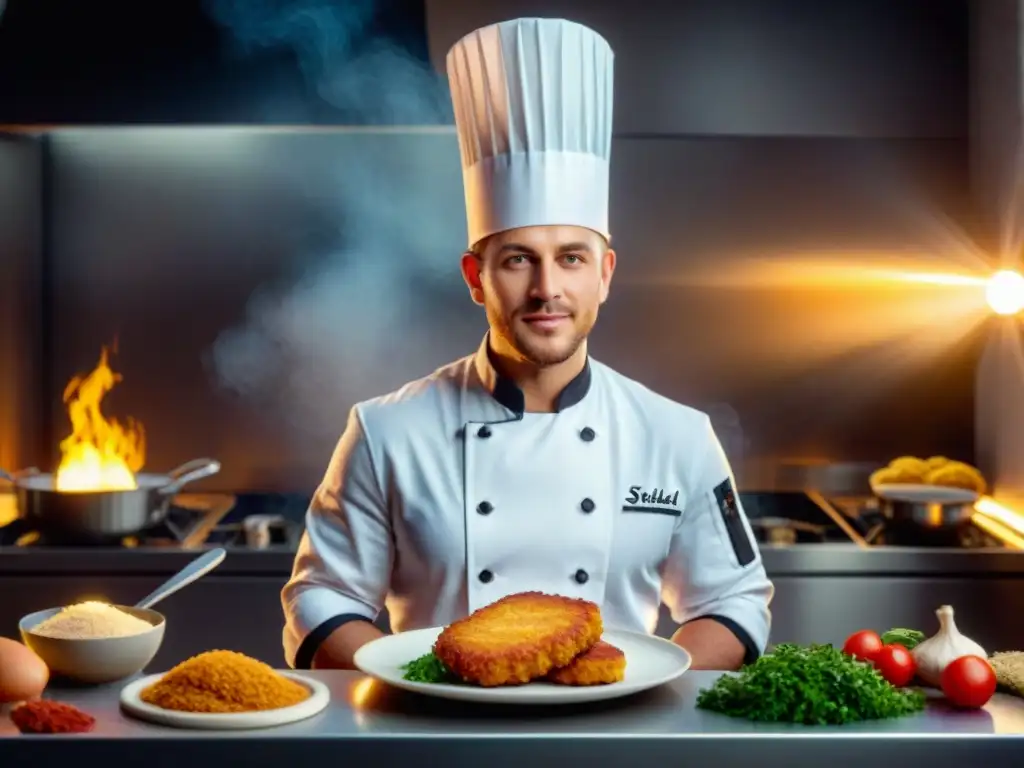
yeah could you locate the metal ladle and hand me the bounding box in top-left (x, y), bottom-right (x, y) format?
top-left (134, 547), bottom-right (226, 610)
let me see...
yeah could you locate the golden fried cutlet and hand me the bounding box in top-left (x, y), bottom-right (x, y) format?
top-left (433, 592), bottom-right (603, 687)
top-left (547, 640), bottom-right (626, 686)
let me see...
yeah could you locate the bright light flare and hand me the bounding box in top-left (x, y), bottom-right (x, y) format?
top-left (974, 496), bottom-right (1024, 549)
top-left (986, 270), bottom-right (1024, 316)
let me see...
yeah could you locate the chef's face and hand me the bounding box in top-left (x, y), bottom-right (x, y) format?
top-left (461, 225), bottom-right (616, 367)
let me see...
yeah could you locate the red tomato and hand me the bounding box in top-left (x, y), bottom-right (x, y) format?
top-left (872, 644), bottom-right (916, 687)
top-left (842, 630), bottom-right (884, 661)
top-left (941, 655), bottom-right (997, 709)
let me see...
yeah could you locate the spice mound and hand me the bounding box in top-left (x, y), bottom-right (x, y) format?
top-left (11, 700), bottom-right (96, 734)
top-left (140, 650), bottom-right (310, 713)
top-left (32, 601), bottom-right (155, 640)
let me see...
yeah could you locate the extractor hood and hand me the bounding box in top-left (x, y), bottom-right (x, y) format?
top-left (0, 0), bottom-right (448, 126)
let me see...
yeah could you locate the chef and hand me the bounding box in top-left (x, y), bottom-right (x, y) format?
top-left (282, 17), bottom-right (774, 672)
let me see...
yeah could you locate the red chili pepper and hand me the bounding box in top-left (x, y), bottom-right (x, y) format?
top-left (9, 700), bottom-right (96, 734)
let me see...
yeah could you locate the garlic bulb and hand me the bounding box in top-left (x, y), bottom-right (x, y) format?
top-left (911, 605), bottom-right (986, 687)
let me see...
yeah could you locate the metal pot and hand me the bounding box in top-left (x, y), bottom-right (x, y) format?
top-left (880, 497), bottom-right (975, 530)
top-left (0, 458), bottom-right (221, 542)
top-left (872, 483), bottom-right (978, 531)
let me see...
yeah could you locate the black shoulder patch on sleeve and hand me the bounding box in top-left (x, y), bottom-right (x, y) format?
top-left (713, 478), bottom-right (757, 567)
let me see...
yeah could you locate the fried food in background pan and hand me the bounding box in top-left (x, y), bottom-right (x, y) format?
top-left (433, 592), bottom-right (603, 687)
top-left (870, 464), bottom-right (921, 486)
top-left (886, 456), bottom-right (931, 481)
top-left (925, 462), bottom-right (986, 494)
top-left (547, 640), bottom-right (626, 686)
top-left (870, 456), bottom-right (986, 495)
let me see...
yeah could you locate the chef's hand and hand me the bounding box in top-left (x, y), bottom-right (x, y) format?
top-left (671, 618), bottom-right (747, 671)
top-left (312, 620), bottom-right (386, 670)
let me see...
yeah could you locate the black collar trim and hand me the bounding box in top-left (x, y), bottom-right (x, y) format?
top-left (473, 334), bottom-right (593, 415)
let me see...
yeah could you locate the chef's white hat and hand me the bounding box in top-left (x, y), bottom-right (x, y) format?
top-left (446, 18), bottom-right (614, 249)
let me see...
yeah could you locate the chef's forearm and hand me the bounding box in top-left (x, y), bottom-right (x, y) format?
top-left (311, 620), bottom-right (386, 670)
top-left (671, 618), bottom-right (747, 671)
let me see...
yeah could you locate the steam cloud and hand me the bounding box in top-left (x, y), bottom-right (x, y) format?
top-left (204, 0), bottom-right (452, 124)
top-left (205, 0), bottom-right (471, 440)
top-left (202, 2), bottom-right (750, 479)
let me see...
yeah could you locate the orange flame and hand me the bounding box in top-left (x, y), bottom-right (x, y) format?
top-left (54, 346), bottom-right (146, 492)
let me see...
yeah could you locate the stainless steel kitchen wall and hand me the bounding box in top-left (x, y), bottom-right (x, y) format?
top-left (426, 0), bottom-right (967, 138)
top-left (43, 129), bottom-right (979, 493)
top-left (0, 134), bottom-right (44, 474)
top-left (24, 0), bottom-right (979, 493)
top-left (971, 0), bottom-right (1024, 507)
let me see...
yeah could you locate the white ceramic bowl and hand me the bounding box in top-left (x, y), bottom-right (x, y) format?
top-left (19, 605), bottom-right (166, 684)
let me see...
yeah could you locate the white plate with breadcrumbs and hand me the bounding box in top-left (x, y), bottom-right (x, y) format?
top-left (353, 627), bottom-right (691, 705)
top-left (119, 672), bottom-right (330, 730)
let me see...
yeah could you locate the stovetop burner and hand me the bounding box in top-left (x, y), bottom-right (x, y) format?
top-left (0, 492), bottom-right (307, 549)
top-left (2, 489), bottom-right (1013, 550)
top-left (741, 491), bottom-right (1012, 549)
top-left (749, 516), bottom-right (826, 545)
top-left (872, 519), bottom-right (989, 547)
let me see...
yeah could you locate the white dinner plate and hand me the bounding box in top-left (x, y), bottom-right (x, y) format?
top-left (873, 483), bottom-right (980, 504)
top-left (353, 627), bottom-right (691, 705)
top-left (119, 672), bottom-right (330, 730)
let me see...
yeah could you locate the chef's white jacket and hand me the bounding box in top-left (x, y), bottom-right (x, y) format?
top-left (282, 335), bottom-right (774, 668)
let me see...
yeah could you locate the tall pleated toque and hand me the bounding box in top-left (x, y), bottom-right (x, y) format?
top-left (446, 18), bottom-right (615, 248)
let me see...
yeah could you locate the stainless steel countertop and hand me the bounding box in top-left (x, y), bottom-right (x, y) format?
top-left (0, 671), bottom-right (1023, 766)
top-left (2, 544), bottom-right (1024, 577)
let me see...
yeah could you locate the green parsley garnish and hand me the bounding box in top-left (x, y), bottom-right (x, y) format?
top-left (400, 652), bottom-right (456, 683)
top-left (696, 643), bottom-right (927, 725)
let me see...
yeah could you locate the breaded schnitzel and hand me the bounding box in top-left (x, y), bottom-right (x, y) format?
top-left (547, 640), bottom-right (626, 686)
top-left (433, 592), bottom-right (603, 687)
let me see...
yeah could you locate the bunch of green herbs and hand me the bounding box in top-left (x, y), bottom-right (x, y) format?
top-left (696, 643), bottom-right (926, 725)
top-left (400, 652), bottom-right (457, 684)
